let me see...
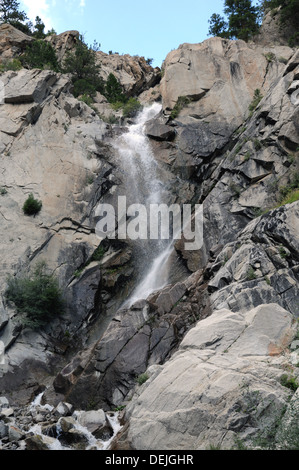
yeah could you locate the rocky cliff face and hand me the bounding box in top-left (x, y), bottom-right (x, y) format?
top-left (0, 25), bottom-right (298, 450)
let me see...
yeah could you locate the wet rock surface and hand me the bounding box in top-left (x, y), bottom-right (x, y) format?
top-left (0, 394), bottom-right (120, 450)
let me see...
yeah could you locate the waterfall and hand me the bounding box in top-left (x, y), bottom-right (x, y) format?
top-left (111, 103), bottom-right (176, 306)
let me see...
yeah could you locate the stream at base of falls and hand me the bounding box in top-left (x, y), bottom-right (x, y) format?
top-left (2, 392), bottom-right (123, 451)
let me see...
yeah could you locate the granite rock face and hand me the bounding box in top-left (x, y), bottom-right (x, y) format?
top-left (116, 304), bottom-right (298, 450)
top-left (0, 23), bottom-right (32, 59)
top-left (0, 22), bottom-right (298, 451)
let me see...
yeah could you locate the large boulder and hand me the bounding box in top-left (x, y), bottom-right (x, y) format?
top-left (118, 304), bottom-right (298, 450)
top-left (0, 23), bottom-right (32, 59)
top-left (45, 30), bottom-right (79, 63)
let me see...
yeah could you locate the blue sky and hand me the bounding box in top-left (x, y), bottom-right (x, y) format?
top-left (20, 0), bottom-right (260, 67)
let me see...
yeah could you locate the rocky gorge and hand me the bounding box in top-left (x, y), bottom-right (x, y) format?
top-left (0, 15), bottom-right (298, 451)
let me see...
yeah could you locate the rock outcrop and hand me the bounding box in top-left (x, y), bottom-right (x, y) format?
top-left (0, 24), bottom-right (32, 59)
top-left (96, 51), bottom-right (161, 97)
top-left (115, 303), bottom-right (298, 450)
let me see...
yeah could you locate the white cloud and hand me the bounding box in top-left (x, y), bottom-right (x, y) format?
top-left (21, 0), bottom-right (53, 31)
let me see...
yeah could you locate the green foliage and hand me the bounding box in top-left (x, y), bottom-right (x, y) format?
top-left (279, 245), bottom-right (288, 259)
top-left (90, 245), bottom-right (106, 262)
top-left (22, 193), bottom-right (42, 216)
top-left (5, 261), bottom-right (65, 329)
top-left (46, 28), bottom-right (57, 36)
top-left (104, 73), bottom-right (126, 104)
top-left (32, 15), bottom-right (46, 39)
top-left (0, 187), bottom-right (7, 195)
top-left (253, 138), bottom-right (263, 150)
top-left (0, 57), bottom-right (22, 72)
top-left (21, 40), bottom-right (59, 71)
top-left (280, 189), bottom-right (299, 206)
top-left (136, 373), bottom-right (149, 386)
top-left (122, 97), bottom-right (142, 118)
top-left (208, 0), bottom-right (261, 42)
top-left (73, 79), bottom-right (96, 98)
top-left (208, 13), bottom-right (229, 37)
top-left (62, 34), bottom-right (104, 98)
top-left (279, 172), bottom-right (299, 203)
top-left (280, 374), bottom-right (299, 392)
top-left (170, 96), bottom-right (190, 120)
top-left (248, 89), bottom-right (263, 116)
top-left (79, 93), bottom-right (94, 107)
top-left (0, 0), bottom-right (33, 34)
top-left (246, 266), bottom-right (257, 280)
top-left (262, 0), bottom-right (299, 45)
top-left (264, 51), bottom-right (276, 62)
top-left (0, 0), bottom-right (27, 25)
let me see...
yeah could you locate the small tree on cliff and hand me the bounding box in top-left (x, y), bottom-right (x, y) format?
top-left (62, 34), bottom-right (104, 97)
top-left (32, 15), bottom-right (46, 39)
top-left (208, 0), bottom-right (261, 42)
top-left (0, 0), bottom-right (26, 23)
top-left (104, 73), bottom-right (126, 103)
top-left (0, 0), bottom-right (31, 34)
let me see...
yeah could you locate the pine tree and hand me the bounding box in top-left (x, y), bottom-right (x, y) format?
top-left (62, 34), bottom-right (104, 97)
top-left (208, 13), bottom-right (229, 38)
top-left (225, 0), bottom-right (260, 41)
top-left (0, 0), bottom-right (27, 24)
top-left (208, 0), bottom-right (261, 42)
top-left (33, 16), bottom-right (45, 39)
top-left (0, 0), bottom-right (32, 34)
top-left (104, 73), bottom-right (126, 104)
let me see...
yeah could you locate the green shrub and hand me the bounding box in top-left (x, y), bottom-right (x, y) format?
top-left (23, 193), bottom-right (42, 216)
top-left (111, 101), bottom-right (125, 112)
top-left (0, 58), bottom-right (22, 73)
top-left (79, 93), bottom-right (94, 107)
top-left (244, 151), bottom-right (251, 161)
top-left (280, 189), bottom-right (299, 206)
top-left (62, 34), bottom-right (104, 98)
top-left (5, 262), bottom-right (65, 329)
top-left (21, 40), bottom-right (60, 72)
top-left (279, 172), bottom-right (299, 204)
top-left (246, 266), bottom-right (257, 280)
top-left (137, 373), bottom-right (149, 386)
top-left (90, 245), bottom-right (106, 262)
top-left (73, 79), bottom-right (96, 99)
top-left (104, 73), bottom-right (126, 104)
top-left (264, 52), bottom-right (276, 63)
top-left (249, 89), bottom-right (263, 116)
top-left (253, 138), bottom-right (263, 151)
top-left (170, 96), bottom-right (190, 120)
top-left (279, 245), bottom-right (288, 259)
top-left (122, 97), bottom-right (142, 118)
top-left (0, 187), bottom-right (8, 195)
top-left (280, 374), bottom-right (299, 392)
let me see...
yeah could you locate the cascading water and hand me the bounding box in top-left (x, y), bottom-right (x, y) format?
top-left (112, 103), bottom-right (178, 306)
top-left (26, 393), bottom-right (122, 451)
